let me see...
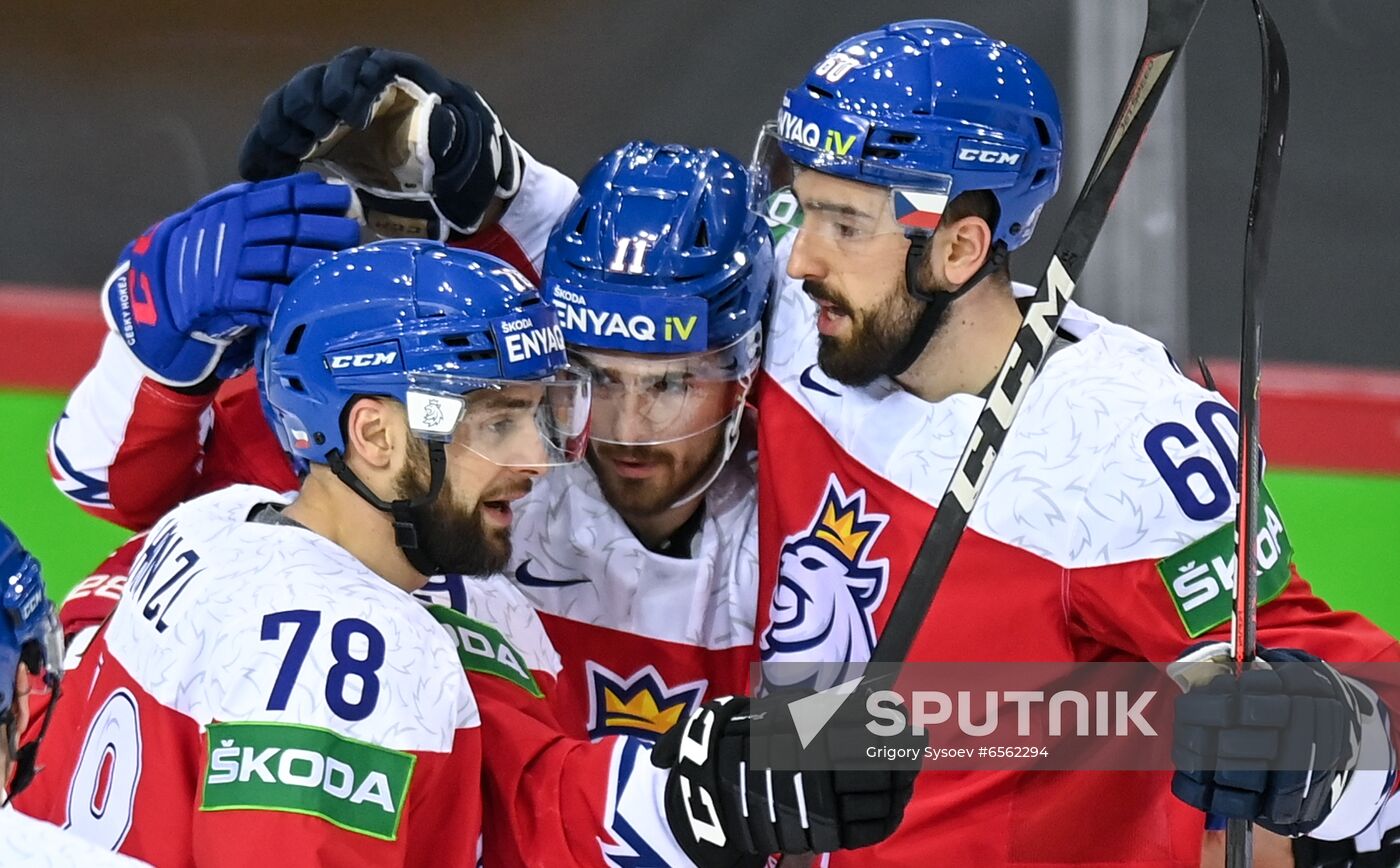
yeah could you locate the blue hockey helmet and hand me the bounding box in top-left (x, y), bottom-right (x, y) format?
top-left (1, 521), bottom-right (63, 802)
top-left (543, 141), bottom-right (773, 458)
top-left (261, 240), bottom-right (591, 574)
top-left (544, 141), bottom-right (773, 356)
top-left (752, 19), bottom-right (1063, 251)
top-left (261, 240), bottom-right (589, 470)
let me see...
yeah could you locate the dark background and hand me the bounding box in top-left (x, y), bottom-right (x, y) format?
top-left (2, 1), bottom-right (1395, 368)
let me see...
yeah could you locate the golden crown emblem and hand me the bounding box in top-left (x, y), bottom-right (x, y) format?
top-left (812, 495), bottom-right (876, 562)
top-left (603, 686), bottom-right (690, 736)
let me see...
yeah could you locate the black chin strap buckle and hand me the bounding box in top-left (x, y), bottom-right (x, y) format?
top-left (392, 518), bottom-right (420, 550)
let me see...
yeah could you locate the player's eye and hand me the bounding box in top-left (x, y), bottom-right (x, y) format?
top-left (648, 372), bottom-right (691, 396)
top-left (592, 368), bottom-right (621, 387)
top-left (485, 414), bottom-right (520, 437)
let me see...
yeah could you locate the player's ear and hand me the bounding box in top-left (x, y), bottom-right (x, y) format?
top-left (343, 397), bottom-right (399, 472)
top-left (941, 215), bottom-right (993, 287)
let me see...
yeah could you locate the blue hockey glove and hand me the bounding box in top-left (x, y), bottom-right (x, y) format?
top-left (239, 46), bottom-right (521, 241)
top-left (1, 520), bottom-right (63, 802)
top-left (1169, 642), bottom-right (1394, 837)
top-left (103, 173), bottom-right (360, 387)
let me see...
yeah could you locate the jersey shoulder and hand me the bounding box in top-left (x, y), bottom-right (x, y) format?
top-left (105, 485), bottom-right (478, 752)
top-left (458, 573), bottom-right (563, 678)
top-left (1051, 330), bottom-right (1301, 641)
top-left (1062, 336), bottom-right (1264, 570)
top-left (970, 303), bottom-right (1190, 565)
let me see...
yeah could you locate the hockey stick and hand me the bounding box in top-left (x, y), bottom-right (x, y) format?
top-left (871, 0), bottom-right (1209, 664)
top-left (1226, 0), bottom-right (1290, 865)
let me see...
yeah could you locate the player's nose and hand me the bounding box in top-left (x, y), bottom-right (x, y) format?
top-left (611, 391), bottom-right (653, 443)
top-left (787, 228), bottom-right (825, 282)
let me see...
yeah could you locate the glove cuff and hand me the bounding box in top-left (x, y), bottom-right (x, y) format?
top-left (101, 260), bottom-right (229, 388)
top-left (1307, 678), bottom-right (1395, 841)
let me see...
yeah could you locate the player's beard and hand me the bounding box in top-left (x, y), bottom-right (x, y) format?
top-left (806, 273), bottom-right (950, 386)
top-left (394, 442), bottom-right (520, 576)
top-left (588, 429), bottom-right (723, 519)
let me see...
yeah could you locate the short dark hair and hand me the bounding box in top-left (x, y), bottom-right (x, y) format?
top-left (942, 190), bottom-right (1011, 282)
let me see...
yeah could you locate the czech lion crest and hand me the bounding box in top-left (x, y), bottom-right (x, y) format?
top-left (759, 476), bottom-right (890, 692)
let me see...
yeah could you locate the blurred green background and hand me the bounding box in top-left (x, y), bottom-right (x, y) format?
top-left (4, 386), bottom-right (1397, 635)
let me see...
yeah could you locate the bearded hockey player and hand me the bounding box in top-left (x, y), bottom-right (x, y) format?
top-left (29, 238), bottom-right (915, 866)
top-left (19, 241), bottom-right (592, 865)
top-left (744, 19), bottom-right (1400, 867)
top-left (0, 521), bottom-right (146, 866)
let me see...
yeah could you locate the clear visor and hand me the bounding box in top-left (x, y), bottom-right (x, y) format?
top-left (569, 330), bottom-right (759, 447)
top-left (750, 122), bottom-right (955, 243)
top-left (405, 366), bottom-right (591, 468)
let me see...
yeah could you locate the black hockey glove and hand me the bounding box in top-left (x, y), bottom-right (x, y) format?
top-left (1169, 643), bottom-right (1389, 837)
top-left (239, 46), bottom-right (521, 240)
top-left (651, 694), bottom-right (920, 867)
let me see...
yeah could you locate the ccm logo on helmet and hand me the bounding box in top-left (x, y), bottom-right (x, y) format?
top-left (328, 351), bottom-right (398, 370)
top-left (955, 145), bottom-right (1024, 168)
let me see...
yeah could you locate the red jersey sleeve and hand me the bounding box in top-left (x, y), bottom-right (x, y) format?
top-left (49, 335), bottom-right (298, 531)
top-left (430, 603), bottom-right (695, 868)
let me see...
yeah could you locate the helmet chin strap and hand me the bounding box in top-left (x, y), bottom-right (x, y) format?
top-left (885, 233), bottom-right (1008, 378)
top-left (326, 440), bottom-right (449, 576)
top-left (665, 372), bottom-right (756, 511)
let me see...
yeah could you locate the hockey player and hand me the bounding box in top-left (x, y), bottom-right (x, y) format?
top-left (24, 240), bottom-right (916, 866)
top-left (20, 242), bottom-right (587, 865)
top-left (0, 522), bottom-right (145, 866)
top-left (507, 140), bottom-right (769, 740)
top-left (743, 19), bottom-right (1400, 867)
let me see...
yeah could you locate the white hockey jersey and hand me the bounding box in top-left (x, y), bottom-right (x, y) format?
top-left (0, 806), bottom-right (150, 867)
top-left (15, 486), bottom-right (694, 867)
top-left (17, 486), bottom-right (483, 865)
top-left (506, 458), bottom-right (759, 740)
top-left (754, 250), bottom-right (1400, 866)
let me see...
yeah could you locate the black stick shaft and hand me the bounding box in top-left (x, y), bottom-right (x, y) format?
top-left (1227, 2), bottom-right (1289, 866)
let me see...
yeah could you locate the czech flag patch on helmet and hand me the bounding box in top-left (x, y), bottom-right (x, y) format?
top-left (893, 189), bottom-right (950, 232)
